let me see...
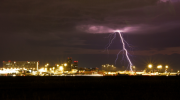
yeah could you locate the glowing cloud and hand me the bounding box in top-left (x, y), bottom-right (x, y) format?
top-left (76, 25), bottom-right (141, 34)
top-left (76, 25), bottom-right (114, 33)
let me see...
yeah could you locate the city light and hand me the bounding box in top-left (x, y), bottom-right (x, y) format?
top-left (1, 60), bottom-right (179, 76)
top-left (148, 64), bottom-right (152, 69)
top-left (157, 65), bottom-right (162, 69)
top-left (64, 63), bottom-right (67, 66)
top-left (133, 66), bottom-right (135, 69)
top-left (165, 65), bottom-right (168, 69)
top-left (59, 66), bottom-right (63, 71)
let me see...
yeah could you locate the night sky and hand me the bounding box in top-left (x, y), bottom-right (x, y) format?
top-left (1, 0), bottom-right (180, 70)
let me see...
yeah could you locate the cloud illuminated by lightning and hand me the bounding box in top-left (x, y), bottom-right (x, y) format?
top-left (76, 25), bottom-right (141, 34)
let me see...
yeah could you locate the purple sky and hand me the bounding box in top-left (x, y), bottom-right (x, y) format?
top-left (1, 0), bottom-right (180, 70)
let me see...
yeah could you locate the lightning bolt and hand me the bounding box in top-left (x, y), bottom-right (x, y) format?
top-left (105, 31), bottom-right (133, 71)
top-left (105, 33), bottom-right (116, 54)
top-left (117, 32), bottom-right (133, 71)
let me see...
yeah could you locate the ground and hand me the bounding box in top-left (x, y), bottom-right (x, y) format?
top-left (0, 76), bottom-right (180, 100)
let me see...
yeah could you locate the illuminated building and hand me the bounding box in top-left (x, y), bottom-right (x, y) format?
top-left (54, 64), bottom-right (64, 72)
top-left (78, 67), bottom-right (85, 73)
top-left (3, 61), bottom-right (39, 70)
top-left (72, 61), bottom-right (78, 69)
top-left (45, 66), bottom-right (56, 72)
top-left (71, 61), bottom-right (78, 73)
top-left (64, 57), bottom-right (72, 71)
top-left (102, 64), bottom-right (116, 71)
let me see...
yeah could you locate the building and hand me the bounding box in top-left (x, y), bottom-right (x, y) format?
top-left (3, 60), bottom-right (39, 70)
top-left (72, 61), bottom-right (78, 69)
top-left (45, 66), bottom-right (56, 72)
top-left (53, 57), bottom-right (79, 73)
top-left (64, 57), bottom-right (72, 71)
top-left (102, 64), bottom-right (116, 71)
top-left (71, 61), bottom-right (78, 73)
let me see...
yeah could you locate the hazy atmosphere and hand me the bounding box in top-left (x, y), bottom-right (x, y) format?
top-left (1, 0), bottom-right (180, 70)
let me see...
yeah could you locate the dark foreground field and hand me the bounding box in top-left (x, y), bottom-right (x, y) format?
top-left (0, 76), bottom-right (180, 100)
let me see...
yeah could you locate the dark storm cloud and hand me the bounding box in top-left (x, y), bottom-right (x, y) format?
top-left (1, 0), bottom-right (180, 69)
top-left (0, 0), bottom-right (159, 34)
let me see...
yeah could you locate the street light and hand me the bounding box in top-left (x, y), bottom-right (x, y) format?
top-left (157, 65), bottom-right (162, 73)
top-left (45, 63), bottom-right (49, 68)
top-left (133, 66), bottom-right (135, 69)
top-left (157, 65), bottom-right (162, 69)
top-left (165, 65), bottom-right (168, 73)
top-left (132, 66), bottom-right (135, 71)
top-left (148, 64), bottom-right (152, 69)
top-left (148, 64), bottom-right (153, 73)
top-left (165, 65), bottom-right (168, 69)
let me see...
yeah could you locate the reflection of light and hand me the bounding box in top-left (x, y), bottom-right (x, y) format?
top-left (107, 72), bottom-right (116, 74)
top-left (57, 64), bottom-right (59, 66)
top-left (74, 74), bottom-right (103, 76)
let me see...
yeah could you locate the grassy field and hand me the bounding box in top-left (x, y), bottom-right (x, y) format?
top-left (0, 76), bottom-right (180, 100)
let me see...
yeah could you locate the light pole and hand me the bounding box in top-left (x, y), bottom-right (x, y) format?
top-left (148, 64), bottom-right (152, 73)
top-left (133, 66), bottom-right (135, 72)
top-left (157, 65), bottom-right (162, 73)
top-left (165, 65), bottom-right (168, 73)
